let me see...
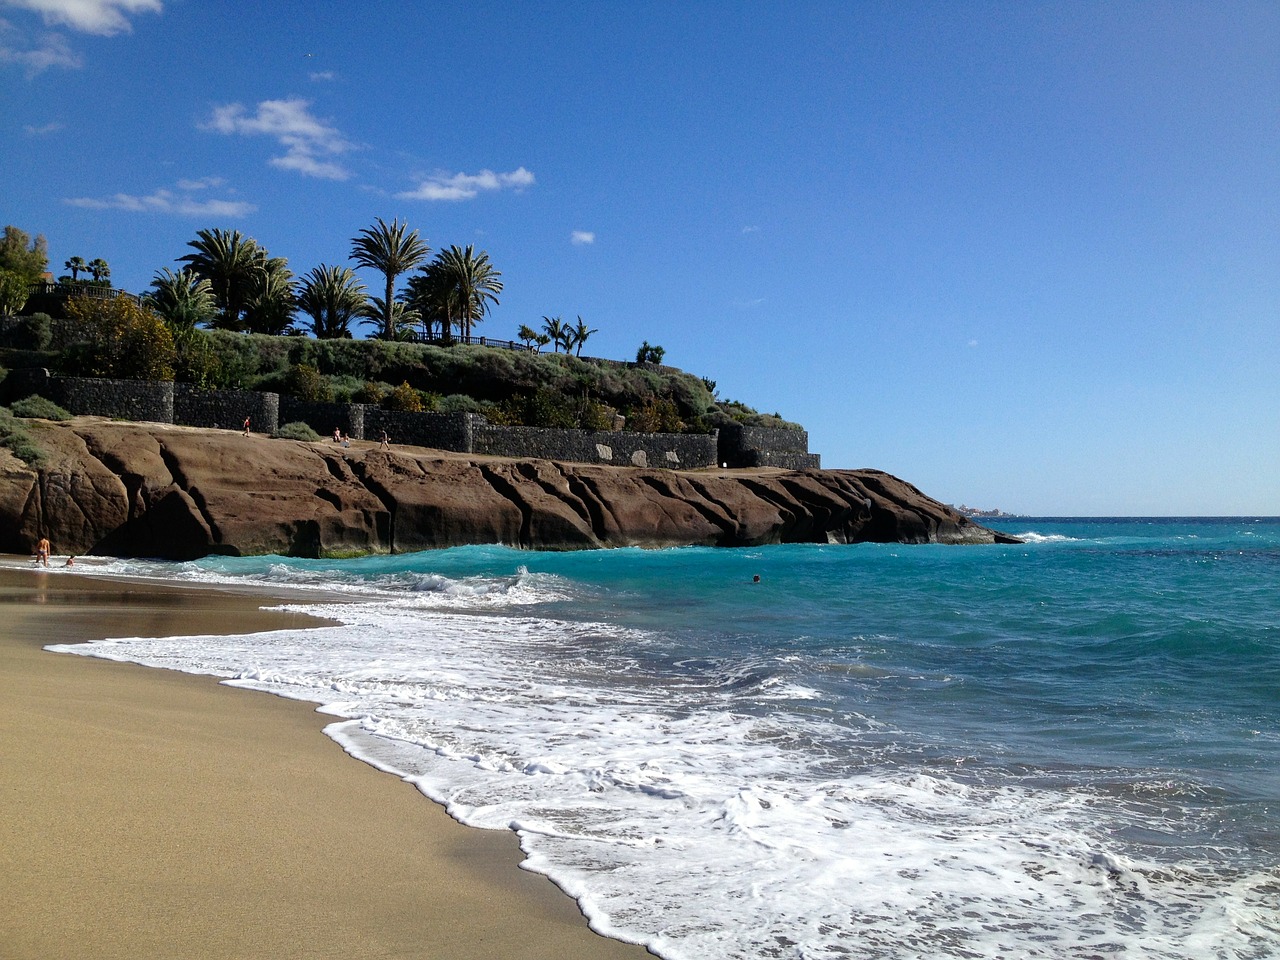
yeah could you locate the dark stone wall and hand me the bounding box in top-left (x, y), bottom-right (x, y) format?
top-left (471, 422), bottom-right (718, 468)
top-left (53, 376), bottom-right (175, 424)
top-left (278, 398), bottom-right (365, 441)
top-left (175, 385), bottom-right (279, 435)
top-left (364, 409), bottom-right (474, 452)
top-left (718, 423), bottom-right (820, 469)
top-left (0, 369), bottom-right (816, 470)
top-left (733, 449), bottom-right (823, 470)
top-left (0, 367), bottom-right (54, 404)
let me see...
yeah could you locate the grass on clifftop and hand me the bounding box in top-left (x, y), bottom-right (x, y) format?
top-left (0, 322), bottom-right (806, 434)
top-left (0, 407), bottom-right (45, 466)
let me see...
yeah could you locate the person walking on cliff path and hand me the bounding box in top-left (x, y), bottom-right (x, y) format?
top-left (243, 416), bottom-right (251, 437)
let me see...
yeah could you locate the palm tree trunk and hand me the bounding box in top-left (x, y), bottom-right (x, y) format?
top-left (383, 274), bottom-right (394, 339)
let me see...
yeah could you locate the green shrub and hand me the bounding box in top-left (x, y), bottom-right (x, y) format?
top-left (5, 312), bottom-right (53, 350)
top-left (438, 393), bottom-right (482, 414)
top-left (351, 380), bottom-right (386, 405)
top-left (579, 398), bottom-right (617, 431)
top-left (271, 421), bottom-right (321, 441)
top-left (383, 381), bottom-right (425, 413)
top-left (0, 408), bottom-right (44, 464)
top-left (62, 294), bottom-right (175, 381)
top-left (10, 395), bottom-right (72, 420)
top-left (282, 363), bottom-right (333, 402)
top-left (172, 328), bottom-right (222, 388)
top-left (625, 396), bottom-right (683, 433)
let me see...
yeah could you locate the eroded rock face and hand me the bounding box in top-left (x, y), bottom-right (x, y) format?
top-left (3, 419), bottom-right (1019, 559)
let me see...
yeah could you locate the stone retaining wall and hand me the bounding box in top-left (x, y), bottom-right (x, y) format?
top-left (471, 421), bottom-right (718, 469)
top-left (363, 409), bottom-right (474, 451)
top-left (175, 385), bottom-right (279, 434)
top-left (5, 370), bottom-right (175, 424)
top-left (0, 369), bottom-right (819, 469)
top-left (278, 397), bottom-right (364, 441)
top-left (719, 423), bottom-right (820, 469)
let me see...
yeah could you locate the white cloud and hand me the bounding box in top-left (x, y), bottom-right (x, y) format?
top-left (0, 18), bottom-right (80, 73)
top-left (63, 181), bottom-right (256, 217)
top-left (3, 0), bottom-right (162, 36)
top-left (23, 119), bottom-right (63, 135)
top-left (741, 225), bottom-right (760, 233)
top-left (203, 97), bottom-right (354, 181)
top-left (570, 230), bottom-right (595, 245)
top-left (398, 166), bottom-right (535, 201)
top-left (309, 70), bottom-right (335, 82)
top-left (175, 176), bottom-right (225, 190)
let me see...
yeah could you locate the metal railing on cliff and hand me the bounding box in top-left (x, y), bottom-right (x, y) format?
top-left (26, 281), bottom-right (141, 305)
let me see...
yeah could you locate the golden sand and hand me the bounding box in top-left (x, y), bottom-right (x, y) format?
top-left (0, 566), bottom-right (651, 959)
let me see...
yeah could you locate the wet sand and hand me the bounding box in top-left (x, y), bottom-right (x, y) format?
top-left (0, 564), bottom-right (652, 960)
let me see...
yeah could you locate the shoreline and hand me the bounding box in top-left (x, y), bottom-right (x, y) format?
top-left (0, 563), bottom-right (652, 960)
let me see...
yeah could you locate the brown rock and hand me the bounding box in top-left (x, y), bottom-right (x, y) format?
top-left (1, 419), bottom-right (1018, 559)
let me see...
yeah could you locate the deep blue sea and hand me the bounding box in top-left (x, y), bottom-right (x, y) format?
top-left (52, 517), bottom-right (1280, 959)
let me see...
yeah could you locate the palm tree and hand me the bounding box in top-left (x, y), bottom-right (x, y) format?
top-left (569, 316), bottom-right (598, 357)
top-left (358, 296), bottom-right (420, 341)
top-left (87, 258), bottom-right (110, 283)
top-left (542, 315), bottom-right (566, 353)
top-left (146, 267), bottom-right (217, 328)
top-left (517, 324), bottom-right (540, 349)
top-left (64, 256), bottom-right (87, 281)
top-left (432, 245), bottom-right (502, 341)
top-left (179, 228), bottom-right (267, 331)
top-left (242, 258), bottom-right (296, 335)
top-left (296, 265), bottom-right (367, 339)
top-left (405, 268), bottom-right (457, 342)
top-left (349, 218), bottom-right (429, 340)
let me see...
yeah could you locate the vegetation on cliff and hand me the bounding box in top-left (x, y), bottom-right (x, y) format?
top-left (1, 220), bottom-right (801, 436)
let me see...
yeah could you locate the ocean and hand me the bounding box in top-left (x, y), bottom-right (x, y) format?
top-left (50, 517), bottom-right (1280, 959)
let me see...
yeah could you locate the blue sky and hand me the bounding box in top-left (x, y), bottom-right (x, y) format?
top-left (2, 1), bottom-right (1276, 515)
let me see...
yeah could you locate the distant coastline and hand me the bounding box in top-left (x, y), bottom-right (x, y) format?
top-left (951, 505), bottom-right (1022, 520)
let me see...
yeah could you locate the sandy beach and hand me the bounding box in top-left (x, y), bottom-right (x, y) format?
top-left (0, 564), bottom-right (652, 960)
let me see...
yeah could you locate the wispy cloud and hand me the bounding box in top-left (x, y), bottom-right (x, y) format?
top-left (175, 176), bottom-right (226, 190)
top-left (741, 225), bottom-right (760, 233)
top-left (1, 0), bottom-right (157, 75)
top-left (202, 97), bottom-right (354, 181)
top-left (23, 119), bottom-right (63, 135)
top-left (309, 70), bottom-right (335, 82)
top-left (398, 166), bottom-right (535, 202)
top-left (64, 179), bottom-right (256, 217)
top-left (570, 230), bottom-right (596, 245)
top-left (3, 0), bottom-right (161, 36)
top-left (0, 17), bottom-right (79, 73)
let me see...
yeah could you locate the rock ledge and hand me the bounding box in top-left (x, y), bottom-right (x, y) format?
top-left (0, 419), bottom-right (1020, 559)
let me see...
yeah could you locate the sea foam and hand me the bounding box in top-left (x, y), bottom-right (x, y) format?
top-left (44, 525), bottom-right (1280, 959)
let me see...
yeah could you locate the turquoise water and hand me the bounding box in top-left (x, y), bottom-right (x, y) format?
top-left (58, 517), bottom-right (1280, 958)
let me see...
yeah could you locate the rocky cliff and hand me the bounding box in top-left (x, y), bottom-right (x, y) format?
top-left (0, 419), bottom-right (1019, 559)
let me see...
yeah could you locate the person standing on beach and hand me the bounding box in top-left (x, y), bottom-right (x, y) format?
top-left (380, 430), bottom-right (390, 450)
top-left (36, 537), bottom-right (50, 567)
top-left (243, 416), bottom-right (251, 436)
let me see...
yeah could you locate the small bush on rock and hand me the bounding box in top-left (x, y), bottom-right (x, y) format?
top-left (10, 395), bottom-right (72, 420)
top-left (272, 421), bottom-right (321, 441)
